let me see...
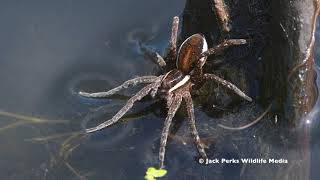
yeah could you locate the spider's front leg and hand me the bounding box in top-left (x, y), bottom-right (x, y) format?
top-left (159, 93), bottom-right (182, 169)
top-left (203, 73), bottom-right (252, 102)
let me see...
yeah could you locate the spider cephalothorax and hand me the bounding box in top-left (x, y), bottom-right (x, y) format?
top-left (79, 16), bottom-right (252, 169)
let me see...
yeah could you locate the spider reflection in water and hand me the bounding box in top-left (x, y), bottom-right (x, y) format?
top-left (79, 16), bottom-right (252, 169)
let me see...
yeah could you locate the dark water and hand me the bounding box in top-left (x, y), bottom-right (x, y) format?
top-left (0, 1), bottom-right (319, 180)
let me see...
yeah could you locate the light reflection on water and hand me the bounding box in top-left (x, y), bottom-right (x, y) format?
top-left (0, 0), bottom-right (319, 180)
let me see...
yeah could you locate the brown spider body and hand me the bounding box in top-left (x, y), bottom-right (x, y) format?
top-left (159, 34), bottom-right (207, 97)
top-left (176, 34), bottom-right (208, 74)
top-left (79, 15), bottom-right (252, 169)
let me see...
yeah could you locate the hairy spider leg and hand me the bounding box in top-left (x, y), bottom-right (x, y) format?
top-left (159, 94), bottom-right (182, 169)
top-left (212, 0), bottom-right (231, 35)
top-left (203, 73), bottom-right (252, 102)
top-left (183, 91), bottom-right (208, 159)
top-left (139, 43), bottom-right (166, 67)
top-left (166, 93), bottom-right (174, 108)
top-left (79, 76), bottom-right (158, 98)
top-left (138, 16), bottom-right (179, 68)
top-left (168, 16), bottom-right (179, 58)
top-left (200, 39), bottom-right (247, 58)
top-left (85, 76), bottom-right (163, 133)
top-left (191, 39), bottom-right (246, 82)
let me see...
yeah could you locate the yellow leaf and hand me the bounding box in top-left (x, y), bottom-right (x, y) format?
top-left (152, 169), bottom-right (167, 177)
top-left (145, 167), bottom-right (167, 179)
top-left (144, 174), bottom-right (155, 180)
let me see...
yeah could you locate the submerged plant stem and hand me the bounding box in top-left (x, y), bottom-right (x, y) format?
top-left (26, 131), bottom-right (84, 142)
top-left (218, 103), bottom-right (272, 130)
top-left (0, 110), bottom-right (70, 132)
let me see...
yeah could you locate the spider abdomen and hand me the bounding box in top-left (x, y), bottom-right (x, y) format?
top-left (176, 34), bottom-right (208, 74)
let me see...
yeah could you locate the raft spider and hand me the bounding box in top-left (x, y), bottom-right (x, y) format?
top-left (79, 16), bottom-right (252, 169)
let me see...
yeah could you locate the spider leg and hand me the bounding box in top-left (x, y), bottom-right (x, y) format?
top-left (163, 16), bottom-right (180, 67)
top-left (201, 39), bottom-right (247, 58)
top-left (79, 76), bottom-right (158, 98)
top-left (183, 92), bottom-right (208, 159)
top-left (159, 93), bottom-right (182, 169)
top-left (168, 16), bottom-right (179, 57)
top-left (204, 73), bottom-right (252, 102)
top-left (212, 0), bottom-right (231, 35)
top-left (138, 16), bottom-right (179, 69)
top-left (166, 93), bottom-right (174, 108)
top-left (139, 43), bottom-right (166, 67)
top-left (86, 76), bottom-right (163, 133)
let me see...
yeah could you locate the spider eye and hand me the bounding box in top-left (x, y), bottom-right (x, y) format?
top-left (176, 34), bottom-right (208, 74)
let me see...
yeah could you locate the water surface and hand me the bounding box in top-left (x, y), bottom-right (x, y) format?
top-left (0, 1), bottom-right (319, 180)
